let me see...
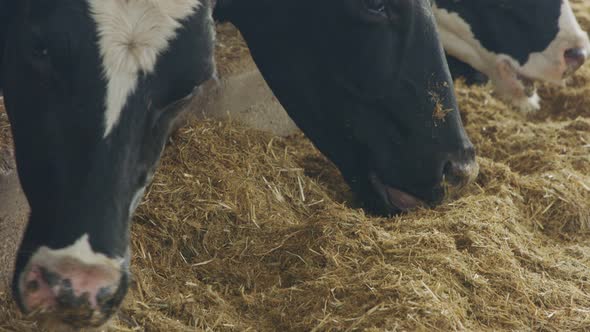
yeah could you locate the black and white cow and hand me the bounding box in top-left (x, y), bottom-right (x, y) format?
top-left (3, 0), bottom-right (216, 328)
top-left (433, 0), bottom-right (590, 112)
top-left (1, 0), bottom-right (476, 329)
top-left (214, 0), bottom-right (477, 214)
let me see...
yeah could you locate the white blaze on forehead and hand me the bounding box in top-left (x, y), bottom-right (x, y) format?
top-left (88, 0), bottom-right (202, 138)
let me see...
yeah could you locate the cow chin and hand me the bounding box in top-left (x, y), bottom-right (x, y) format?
top-left (368, 172), bottom-right (427, 214)
top-left (26, 313), bottom-right (114, 332)
top-left (492, 58), bottom-right (541, 113)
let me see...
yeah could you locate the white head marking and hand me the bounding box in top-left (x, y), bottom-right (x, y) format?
top-left (88, 0), bottom-right (202, 138)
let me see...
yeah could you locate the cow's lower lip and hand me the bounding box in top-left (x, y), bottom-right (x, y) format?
top-left (369, 173), bottom-right (424, 212)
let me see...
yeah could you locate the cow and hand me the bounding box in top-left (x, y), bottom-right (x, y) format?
top-left (3, 0), bottom-right (216, 328)
top-left (433, 0), bottom-right (590, 112)
top-left (1, 0), bottom-right (476, 329)
top-left (214, 0), bottom-right (477, 215)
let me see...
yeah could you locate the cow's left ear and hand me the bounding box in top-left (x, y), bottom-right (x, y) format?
top-left (151, 85), bottom-right (206, 146)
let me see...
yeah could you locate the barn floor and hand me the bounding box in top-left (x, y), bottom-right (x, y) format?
top-left (2, 2), bottom-right (590, 331)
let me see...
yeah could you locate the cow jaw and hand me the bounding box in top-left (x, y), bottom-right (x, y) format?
top-left (369, 172), bottom-right (424, 213)
top-left (493, 57), bottom-right (541, 113)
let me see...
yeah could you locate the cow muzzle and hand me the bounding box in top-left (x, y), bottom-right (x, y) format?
top-left (19, 263), bottom-right (127, 327)
top-left (564, 47), bottom-right (588, 77)
top-left (369, 143), bottom-right (478, 214)
top-left (18, 261), bottom-right (128, 329)
top-left (15, 238), bottom-right (129, 329)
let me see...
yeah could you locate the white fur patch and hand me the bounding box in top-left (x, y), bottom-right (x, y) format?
top-left (25, 234), bottom-right (124, 270)
top-left (88, 0), bottom-right (202, 137)
top-left (433, 5), bottom-right (495, 78)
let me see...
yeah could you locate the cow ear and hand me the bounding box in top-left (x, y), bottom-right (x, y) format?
top-left (151, 86), bottom-right (203, 145)
top-left (152, 75), bottom-right (219, 137)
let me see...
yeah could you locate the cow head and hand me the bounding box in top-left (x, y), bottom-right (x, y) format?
top-left (215, 0), bottom-right (478, 216)
top-left (434, 0), bottom-right (590, 112)
top-left (2, 0), bottom-right (215, 328)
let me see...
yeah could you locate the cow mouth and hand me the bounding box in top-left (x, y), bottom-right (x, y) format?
top-left (516, 72), bottom-right (536, 98)
top-left (563, 66), bottom-right (577, 78)
top-left (369, 172), bottom-right (425, 212)
top-left (498, 59), bottom-right (537, 99)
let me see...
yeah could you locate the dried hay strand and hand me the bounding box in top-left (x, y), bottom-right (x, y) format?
top-left (3, 8), bottom-right (590, 331)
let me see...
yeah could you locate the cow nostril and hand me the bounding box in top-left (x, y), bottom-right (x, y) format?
top-left (26, 280), bottom-right (40, 292)
top-left (464, 144), bottom-right (476, 162)
top-left (443, 161), bottom-right (467, 188)
top-left (442, 158), bottom-right (479, 189)
top-left (564, 48), bottom-right (587, 72)
top-left (39, 266), bottom-right (60, 287)
top-left (443, 161), bottom-right (461, 187)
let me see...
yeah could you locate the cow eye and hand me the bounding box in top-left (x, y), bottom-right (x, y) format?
top-left (364, 0), bottom-right (387, 16)
top-left (32, 46), bottom-right (49, 59)
top-left (30, 31), bottom-right (51, 60)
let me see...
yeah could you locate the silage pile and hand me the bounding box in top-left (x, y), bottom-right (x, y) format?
top-left (3, 5), bottom-right (590, 332)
